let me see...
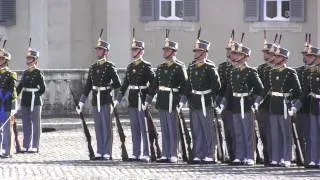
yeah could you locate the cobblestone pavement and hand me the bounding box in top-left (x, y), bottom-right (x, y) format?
top-left (0, 118), bottom-right (319, 180)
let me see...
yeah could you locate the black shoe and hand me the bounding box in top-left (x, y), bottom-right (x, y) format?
top-left (0, 154), bottom-right (12, 158)
top-left (156, 158), bottom-right (169, 163)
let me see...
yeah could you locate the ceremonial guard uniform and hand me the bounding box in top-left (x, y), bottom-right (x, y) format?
top-left (220, 40), bottom-right (264, 166)
top-left (78, 37), bottom-right (121, 160)
top-left (268, 43), bottom-right (301, 167)
top-left (0, 47), bottom-right (17, 158)
top-left (217, 31), bottom-right (235, 161)
top-left (116, 38), bottom-right (154, 161)
top-left (16, 45), bottom-right (45, 153)
top-left (294, 35), bottom-right (314, 166)
top-left (294, 46), bottom-right (320, 168)
top-left (187, 38), bottom-right (220, 164)
top-left (256, 36), bottom-right (275, 164)
top-left (146, 35), bottom-right (187, 163)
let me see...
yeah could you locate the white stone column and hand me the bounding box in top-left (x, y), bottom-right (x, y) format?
top-left (107, 0), bottom-right (131, 68)
top-left (29, 0), bottom-right (49, 68)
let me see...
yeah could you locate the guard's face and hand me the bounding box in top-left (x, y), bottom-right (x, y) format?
top-left (0, 57), bottom-right (6, 66)
top-left (26, 57), bottom-right (36, 66)
top-left (131, 48), bottom-right (143, 58)
top-left (232, 52), bottom-right (246, 62)
top-left (163, 48), bottom-right (174, 59)
top-left (193, 49), bottom-right (206, 60)
top-left (304, 54), bottom-right (316, 66)
top-left (96, 48), bottom-right (106, 58)
top-left (263, 52), bottom-right (273, 62)
top-left (273, 55), bottom-right (286, 66)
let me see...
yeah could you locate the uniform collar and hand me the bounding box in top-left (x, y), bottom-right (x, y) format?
top-left (27, 65), bottom-right (37, 72)
top-left (165, 56), bottom-right (176, 66)
top-left (133, 57), bottom-right (143, 65)
top-left (0, 67), bottom-right (9, 74)
top-left (97, 57), bottom-right (107, 65)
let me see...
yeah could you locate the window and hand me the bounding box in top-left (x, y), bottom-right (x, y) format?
top-left (244, 0), bottom-right (305, 22)
top-left (159, 0), bottom-right (183, 20)
top-left (264, 0), bottom-right (290, 21)
top-left (140, 0), bottom-right (199, 22)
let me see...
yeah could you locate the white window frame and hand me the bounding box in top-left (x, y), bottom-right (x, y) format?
top-left (159, 0), bottom-right (183, 21)
top-left (264, 0), bottom-right (290, 21)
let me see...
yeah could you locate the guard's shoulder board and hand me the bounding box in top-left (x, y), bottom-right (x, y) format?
top-left (141, 59), bottom-right (151, 66)
top-left (174, 59), bottom-right (185, 67)
top-left (205, 59), bottom-right (216, 68)
top-left (10, 72), bottom-right (17, 80)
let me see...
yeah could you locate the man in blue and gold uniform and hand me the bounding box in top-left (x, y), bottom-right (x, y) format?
top-left (0, 46), bottom-right (17, 158)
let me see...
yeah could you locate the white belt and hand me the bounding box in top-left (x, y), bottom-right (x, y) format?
top-left (271, 92), bottom-right (290, 97)
top-left (232, 92), bottom-right (249, 119)
top-left (92, 86), bottom-right (111, 112)
top-left (159, 86), bottom-right (179, 113)
top-left (128, 85), bottom-right (148, 111)
top-left (192, 89), bottom-right (212, 117)
top-left (128, 85), bottom-right (148, 90)
top-left (310, 92), bottom-right (320, 99)
top-left (271, 91), bottom-right (290, 119)
top-left (22, 88), bottom-right (39, 112)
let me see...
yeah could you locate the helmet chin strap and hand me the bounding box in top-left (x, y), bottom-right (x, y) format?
top-left (133, 49), bottom-right (142, 59)
top-left (164, 50), bottom-right (175, 60)
top-left (194, 51), bottom-right (205, 62)
top-left (0, 60), bottom-right (8, 68)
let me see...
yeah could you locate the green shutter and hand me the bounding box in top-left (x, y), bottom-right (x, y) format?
top-left (244, 0), bottom-right (260, 22)
top-left (290, 0), bottom-right (305, 22)
top-left (140, 0), bottom-right (155, 22)
top-left (183, 0), bottom-right (199, 21)
top-left (0, 0), bottom-right (16, 26)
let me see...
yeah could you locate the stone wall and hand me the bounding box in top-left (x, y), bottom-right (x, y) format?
top-left (15, 69), bottom-right (133, 117)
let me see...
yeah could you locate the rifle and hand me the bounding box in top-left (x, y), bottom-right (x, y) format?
top-left (178, 108), bottom-right (192, 162)
top-left (291, 115), bottom-right (304, 166)
top-left (69, 87), bottom-right (95, 160)
top-left (252, 109), bottom-right (264, 163)
top-left (213, 110), bottom-right (223, 161)
top-left (176, 108), bottom-right (188, 162)
top-left (145, 108), bottom-right (161, 159)
top-left (112, 105), bottom-right (129, 161)
top-left (12, 116), bottom-right (22, 153)
top-left (214, 110), bottom-right (229, 163)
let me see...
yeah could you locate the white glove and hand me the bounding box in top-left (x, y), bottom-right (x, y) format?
top-left (215, 104), bottom-right (224, 114)
top-left (288, 107), bottom-right (297, 116)
top-left (177, 102), bottom-right (184, 112)
top-left (254, 102), bottom-right (259, 112)
top-left (11, 109), bottom-right (17, 116)
top-left (76, 102), bottom-right (84, 114)
top-left (142, 102), bottom-right (150, 111)
top-left (113, 100), bottom-right (119, 107)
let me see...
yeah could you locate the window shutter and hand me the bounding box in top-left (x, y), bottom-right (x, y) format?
top-left (244, 0), bottom-right (260, 22)
top-left (0, 0), bottom-right (16, 26)
top-left (183, 0), bottom-right (199, 21)
top-left (140, 0), bottom-right (155, 22)
top-left (290, 0), bottom-right (305, 22)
